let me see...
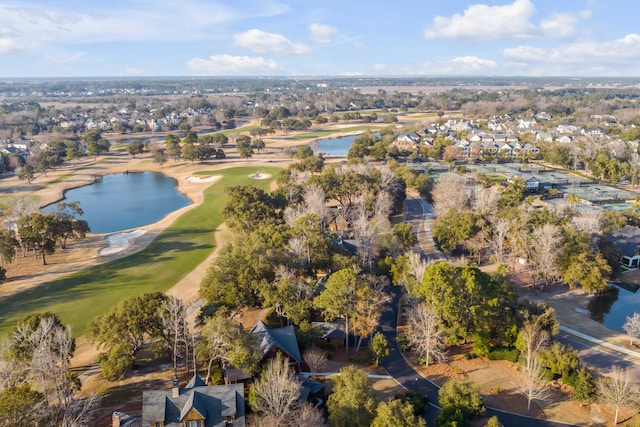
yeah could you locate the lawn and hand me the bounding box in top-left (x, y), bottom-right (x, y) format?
top-left (0, 166), bottom-right (280, 336)
top-left (485, 173), bottom-right (508, 182)
top-left (284, 125), bottom-right (383, 141)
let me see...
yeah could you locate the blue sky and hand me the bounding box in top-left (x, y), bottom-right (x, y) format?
top-left (1, 0), bottom-right (639, 78)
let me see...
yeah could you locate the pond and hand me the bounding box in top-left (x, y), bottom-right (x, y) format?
top-left (588, 284), bottom-right (640, 332)
top-left (310, 132), bottom-right (380, 156)
top-left (43, 172), bottom-right (191, 234)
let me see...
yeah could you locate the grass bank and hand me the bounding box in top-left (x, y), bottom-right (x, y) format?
top-left (0, 166), bottom-right (280, 336)
top-left (284, 125), bottom-right (383, 141)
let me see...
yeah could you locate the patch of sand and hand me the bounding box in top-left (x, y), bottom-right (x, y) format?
top-left (249, 172), bottom-right (272, 180)
top-left (186, 175), bottom-right (222, 184)
top-left (98, 229), bottom-right (147, 256)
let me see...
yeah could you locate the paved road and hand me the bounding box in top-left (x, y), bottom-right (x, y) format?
top-left (388, 195), bottom-right (580, 426)
top-left (380, 286), bottom-right (579, 427)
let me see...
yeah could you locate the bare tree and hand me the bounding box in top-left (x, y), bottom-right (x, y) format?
top-left (302, 183), bottom-right (327, 228)
top-left (294, 403), bottom-right (327, 427)
top-left (471, 185), bottom-right (499, 216)
top-left (251, 354), bottom-right (302, 424)
top-left (432, 174), bottom-right (473, 217)
top-left (160, 296), bottom-right (188, 379)
top-left (598, 365), bottom-right (640, 425)
top-left (303, 347), bottom-right (327, 377)
top-left (407, 251), bottom-right (429, 287)
top-left (489, 217), bottom-right (511, 263)
top-left (405, 302), bottom-right (446, 366)
top-left (572, 212), bottom-right (604, 236)
top-left (516, 322), bottom-right (550, 411)
top-left (531, 224), bottom-right (560, 285)
top-left (622, 313), bottom-right (640, 346)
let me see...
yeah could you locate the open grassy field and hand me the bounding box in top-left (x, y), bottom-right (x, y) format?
top-left (485, 173), bottom-right (508, 182)
top-left (0, 166), bottom-right (280, 336)
top-left (284, 125), bottom-right (383, 141)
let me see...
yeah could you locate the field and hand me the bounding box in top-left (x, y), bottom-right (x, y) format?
top-left (0, 166), bottom-right (280, 336)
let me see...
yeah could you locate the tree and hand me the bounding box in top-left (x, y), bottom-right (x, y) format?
top-left (314, 268), bottom-right (368, 357)
top-left (18, 164), bottom-right (35, 183)
top-left (405, 301), bottom-right (446, 366)
top-left (0, 384), bottom-right (44, 426)
top-left (181, 141), bottom-right (197, 162)
top-left (563, 251), bottom-right (612, 294)
top-left (371, 399), bottom-right (426, 427)
top-left (152, 147), bottom-right (168, 167)
top-left (250, 354), bottom-right (301, 424)
top-left (598, 365), bottom-right (639, 425)
top-left (573, 367), bottom-right (596, 406)
top-left (165, 134), bottom-right (182, 161)
top-left (438, 378), bottom-right (485, 420)
top-left (622, 312), bottom-right (640, 346)
top-left (302, 347), bottom-right (326, 377)
top-left (237, 135), bottom-right (254, 160)
top-left (196, 309), bottom-right (256, 384)
top-left (86, 292), bottom-right (168, 380)
top-left (0, 229), bottom-right (18, 267)
top-left (485, 415), bottom-right (504, 427)
top-left (327, 365), bottom-right (376, 427)
top-left (17, 213), bottom-right (57, 265)
top-left (127, 140), bottom-right (144, 157)
top-left (516, 322), bottom-right (550, 411)
top-left (538, 342), bottom-right (579, 377)
top-left (219, 185), bottom-right (281, 233)
top-left (432, 209), bottom-right (478, 252)
top-left (159, 296), bottom-right (188, 378)
top-left (370, 332), bottom-right (390, 366)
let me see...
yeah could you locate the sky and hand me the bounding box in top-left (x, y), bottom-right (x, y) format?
top-left (1, 0), bottom-right (640, 78)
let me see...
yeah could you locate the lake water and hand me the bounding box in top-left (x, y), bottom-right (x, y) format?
top-left (588, 285), bottom-right (640, 332)
top-left (43, 172), bottom-right (190, 234)
top-left (311, 132), bottom-right (380, 156)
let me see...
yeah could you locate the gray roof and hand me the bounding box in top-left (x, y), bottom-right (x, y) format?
top-left (142, 383), bottom-right (244, 427)
top-left (612, 225), bottom-right (640, 257)
top-left (250, 320), bottom-right (302, 363)
top-left (311, 321), bottom-right (347, 340)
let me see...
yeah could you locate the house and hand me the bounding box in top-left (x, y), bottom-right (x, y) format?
top-left (612, 226), bottom-right (640, 269)
top-left (327, 207), bottom-right (350, 236)
top-left (224, 320), bottom-right (303, 385)
top-left (250, 320), bottom-right (302, 367)
top-left (508, 173), bottom-right (539, 191)
top-left (142, 374), bottom-right (245, 427)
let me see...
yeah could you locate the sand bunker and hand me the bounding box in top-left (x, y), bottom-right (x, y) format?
top-left (99, 229), bottom-right (147, 256)
top-left (186, 175), bottom-right (222, 183)
top-left (249, 172), bottom-right (272, 180)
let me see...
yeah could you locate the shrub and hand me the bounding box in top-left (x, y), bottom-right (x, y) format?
top-left (394, 391), bottom-right (428, 416)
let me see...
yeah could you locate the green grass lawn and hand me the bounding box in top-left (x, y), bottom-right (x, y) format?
top-left (284, 125), bottom-right (383, 141)
top-left (485, 173), bottom-right (508, 182)
top-left (0, 166), bottom-right (280, 336)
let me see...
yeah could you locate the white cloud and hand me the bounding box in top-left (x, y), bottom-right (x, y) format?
top-left (425, 0), bottom-right (535, 40)
top-left (0, 1), bottom-right (291, 52)
top-left (504, 34), bottom-right (640, 64)
top-left (372, 64), bottom-right (388, 72)
top-left (233, 29), bottom-right (311, 55)
top-left (309, 23), bottom-right (338, 43)
top-left (451, 56), bottom-right (499, 69)
top-left (404, 56), bottom-right (498, 76)
top-left (0, 38), bottom-right (24, 54)
top-left (539, 12), bottom-right (579, 39)
top-left (186, 54), bottom-right (282, 75)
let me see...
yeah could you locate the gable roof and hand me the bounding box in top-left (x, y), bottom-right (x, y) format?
top-left (185, 373), bottom-right (207, 389)
top-left (250, 320), bottom-right (302, 363)
top-left (142, 383), bottom-right (244, 427)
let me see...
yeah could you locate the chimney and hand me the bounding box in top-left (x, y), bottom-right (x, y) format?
top-left (112, 411), bottom-right (121, 427)
top-left (172, 376), bottom-right (180, 398)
